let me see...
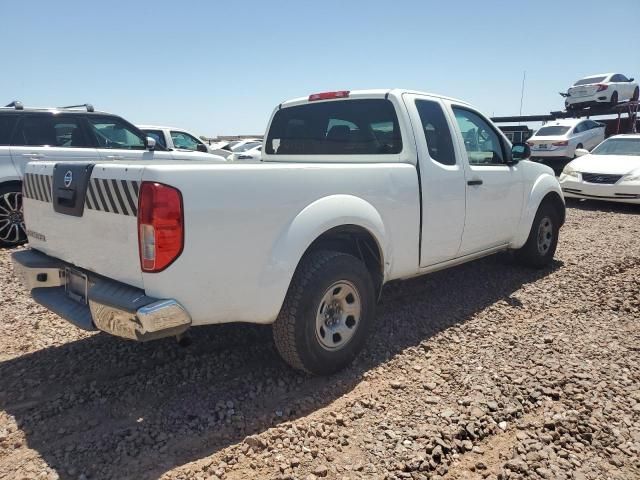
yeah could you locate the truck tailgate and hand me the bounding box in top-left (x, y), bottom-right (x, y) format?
top-left (23, 161), bottom-right (144, 288)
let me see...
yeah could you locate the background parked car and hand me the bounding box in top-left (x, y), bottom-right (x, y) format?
top-left (0, 105), bottom-right (225, 247)
top-left (563, 73), bottom-right (639, 110)
top-left (527, 119), bottom-right (605, 162)
top-left (228, 144), bottom-right (262, 161)
top-left (139, 125), bottom-right (220, 155)
top-left (559, 134), bottom-right (640, 204)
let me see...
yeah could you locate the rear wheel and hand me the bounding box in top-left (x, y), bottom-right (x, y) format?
top-left (514, 202), bottom-right (560, 268)
top-left (273, 250), bottom-right (375, 375)
top-left (0, 185), bottom-right (27, 248)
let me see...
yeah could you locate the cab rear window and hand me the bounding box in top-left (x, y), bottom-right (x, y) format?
top-left (266, 99), bottom-right (402, 155)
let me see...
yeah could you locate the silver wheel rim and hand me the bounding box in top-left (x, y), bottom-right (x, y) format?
top-left (536, 216), bottom-right (553, 256)
top-left (0, 192), bottom-right (26, 245)
top-left (315, 280), bottom-right (361, 351)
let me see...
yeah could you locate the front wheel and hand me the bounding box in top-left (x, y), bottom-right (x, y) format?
top-left (632, 86), bottom-right (639, 101)
top-left (610, 91), bottom-right (619, 106)
top-left (514, 202), bottom-right (560, 268)
top-left (273, 250), bottom-right (375, 375)
top-left (0, 185), bottom-right (27, 248)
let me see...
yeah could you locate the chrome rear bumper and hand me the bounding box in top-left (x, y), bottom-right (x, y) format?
top-left (11, 249), bottom-right (191, 341)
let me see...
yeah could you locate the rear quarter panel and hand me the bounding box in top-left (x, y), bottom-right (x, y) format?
top-left (140, 163), bottom-right (420, 325)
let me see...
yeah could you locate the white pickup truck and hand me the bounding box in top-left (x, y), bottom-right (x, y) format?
top-left (12, 89), bottom-right (565, 375)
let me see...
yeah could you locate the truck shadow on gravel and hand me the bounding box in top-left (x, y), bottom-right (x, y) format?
top-left (0, 254), bottom-right (561, 480)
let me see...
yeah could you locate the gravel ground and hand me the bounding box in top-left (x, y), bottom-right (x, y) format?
top-left (0, 200), bottom-right (639, 480)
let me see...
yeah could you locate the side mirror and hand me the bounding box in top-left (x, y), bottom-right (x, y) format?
top-left (629, 78), bottom-right (634, 82)
top-left (574, 148), bottom-right (589, 157)
top-left (511, 142), bottom-right (530, 162)
top-left (145, 136), bottom-right (156, 151)
top-left (196, 144), bottom-right (208, 153)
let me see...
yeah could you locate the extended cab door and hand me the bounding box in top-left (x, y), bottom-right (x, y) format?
top-left (9, 114), bottom-right (100, 176)
top-left (403, 94), bottom-right (466, 266)
top-left (447, 103), bottom-right (524, 255)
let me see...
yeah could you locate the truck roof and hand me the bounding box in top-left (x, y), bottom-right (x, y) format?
top-left (278, 88), bottom-right (473, 109)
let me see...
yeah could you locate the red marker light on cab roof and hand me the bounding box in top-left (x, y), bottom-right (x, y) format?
top-left (308, 90), bottom-right (350, 101)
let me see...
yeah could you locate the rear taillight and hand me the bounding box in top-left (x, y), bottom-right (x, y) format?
top-left (526, 141), bottom-right (534, 146)
top-left (552, 141), bottom-right (569, 146)
top-left (308, 90), bottom-right (350, 101)
top-left (596, 84), bottom-right (608, 92)
top-left (138, 182), bottom-right (184, 273)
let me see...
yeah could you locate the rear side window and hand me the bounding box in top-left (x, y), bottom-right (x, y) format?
top-left (0, 115), bottom-right (18, 145)
top-left (266, 99), bottom-right (402, 155)
top-left (13, 115), bottom-right (91, 147)
top-left (415, 99), bottom-right (456, 165)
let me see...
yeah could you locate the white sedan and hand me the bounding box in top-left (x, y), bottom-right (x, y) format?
top-left (564, 73), bottom-right (639, 110)
top-left (528, 119), bottom-right (605, 161)
top-left (559, 134), bottom-right (640, 204)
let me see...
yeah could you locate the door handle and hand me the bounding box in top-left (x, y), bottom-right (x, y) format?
top-left (106, 155), bottom-right (123, 160)
top-left (467, 179), bottom-right (483, 186)
top-left (22, 153), bottom-right (43, 159)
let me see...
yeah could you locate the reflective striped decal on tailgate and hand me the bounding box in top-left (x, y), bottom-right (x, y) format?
top-left (23, 173), bottom-right (139, 216)
top-left (23, 173), bottom-right (52, 203)
top-left (86, 178), bottom-right (139, 216)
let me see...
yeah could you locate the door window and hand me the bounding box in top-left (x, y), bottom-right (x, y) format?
top-left (573, 123), bottom-right (586, 134)
top-left (415, 99), bottom-right (456, 165)
top-left (87, 117), bottom-right (145, 150)
top-left (170, 131), bottom-right (201, 150)
top-left (143, 130), bottom-right (167, 148)
top-left (452, 107), bottom-right (505, 165)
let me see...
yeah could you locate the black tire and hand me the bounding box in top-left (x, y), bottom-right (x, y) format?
top-left (273, 250), bottom-right (375, 375)
top-left (0, 184), bottom-right (27, 248)
top-left (514, 201), bottom-right (560, 268)
top-left (573, 143), bottom-right (583, 158)
top-left (632, 87), bottom-right (639, 101)
top-left (610, 91), bottom-right (618, 106)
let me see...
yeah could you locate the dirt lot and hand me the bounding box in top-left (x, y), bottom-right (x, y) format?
top-left (1, 201), bottom-right (639, 480)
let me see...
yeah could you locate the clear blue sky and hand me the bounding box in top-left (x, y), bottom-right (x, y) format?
top-left (2, 0), bottom-right (638, 137)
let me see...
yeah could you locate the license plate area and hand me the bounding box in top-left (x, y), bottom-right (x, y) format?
top-left (538, 144), bottom-right (548, 149)
top-left (65, 268), bottom-right (88, 304)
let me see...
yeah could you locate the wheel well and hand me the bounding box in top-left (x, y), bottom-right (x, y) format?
top-left (304, 225), bottom-right (384, 296)
top-left (0, 180), bottom-right (22, 193)
top-left (541, 191), bottom-right (565, 226)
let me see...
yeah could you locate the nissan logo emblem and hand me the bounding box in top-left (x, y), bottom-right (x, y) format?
top-left (63, 170), bottom-right (73, 188)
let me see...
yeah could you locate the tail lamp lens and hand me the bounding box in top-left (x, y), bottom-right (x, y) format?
top-left (552, 141), bottom-right (569, 146)
top-left (596, 84), bottom-right (608, 92)
top-left (138, 182), bottom-right (184, 272)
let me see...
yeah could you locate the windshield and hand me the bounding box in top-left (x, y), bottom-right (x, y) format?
top-left (591, 138), bottom-right (640, 156)
top-left (573, 76), bottom-right (607, 86)
top-left (535, 126), bottom-right (570, 136)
